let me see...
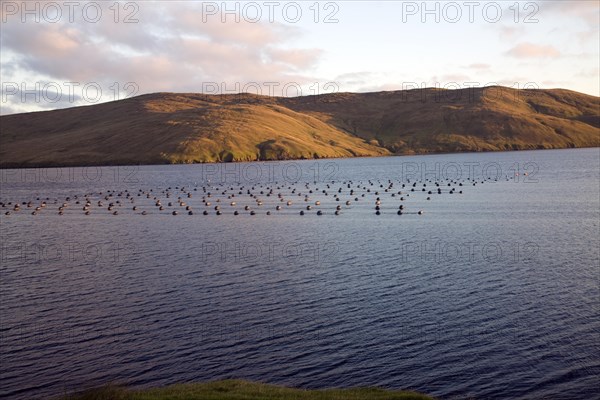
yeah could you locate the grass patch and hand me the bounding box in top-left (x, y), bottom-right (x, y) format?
top-left (59, 379), bottom-right (433, 400)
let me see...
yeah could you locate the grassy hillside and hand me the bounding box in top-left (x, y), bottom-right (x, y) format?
top-left (0, 93), bottom-right (388, 167)
top-left (145, 94), bottom-right (390, 163)
top-left (59, 380), bottom-right (433, 400)
top-left (1, 87), bottom-right (598, 167)
top-left (281, 87), bottom-right (600, 154)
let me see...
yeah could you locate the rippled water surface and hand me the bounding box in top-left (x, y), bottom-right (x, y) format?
top-left (1, 149), bottom-right (599, 399)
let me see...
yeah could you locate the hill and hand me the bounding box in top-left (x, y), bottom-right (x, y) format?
top-left (0, 87), bottom-right (598, 167)
top-left (281, 86), bottom-right (599, 154)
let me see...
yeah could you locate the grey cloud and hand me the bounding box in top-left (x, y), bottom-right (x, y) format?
top-left (0, 1), bottom-right (325, 108)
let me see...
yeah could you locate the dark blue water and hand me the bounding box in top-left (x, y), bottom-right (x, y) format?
top-left (1, 148), bottom-right (599, 399)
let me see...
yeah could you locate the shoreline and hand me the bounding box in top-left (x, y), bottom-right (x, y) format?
top-left (57, 379), bottom-right (433, 400)
top-left (1, 146), bottom-right (598, 170)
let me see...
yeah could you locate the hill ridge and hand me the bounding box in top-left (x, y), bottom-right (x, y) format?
top-left (1, 87), bottom-right (598, 167)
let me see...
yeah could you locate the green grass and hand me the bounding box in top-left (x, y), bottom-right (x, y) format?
top-left (59, 379), bottom-right (433, 400)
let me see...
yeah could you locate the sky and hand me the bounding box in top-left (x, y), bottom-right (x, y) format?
top-left (1, 0), bottom-right (598, 114)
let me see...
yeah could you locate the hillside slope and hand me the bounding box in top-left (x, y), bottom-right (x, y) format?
top-left (281, 87), bottom-right (600, 154)
top-left (0, 87), bottom-right (598, 167)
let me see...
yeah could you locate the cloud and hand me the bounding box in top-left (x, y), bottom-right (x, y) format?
top-left (0, 104), bottom-right (18, 116)
top-left (498, 26), bottom-right (525, 40)
top-left (465, 63), bottom-right (491, 70)
top-left (576, 27), bottom-right (600, 45)
top-left (266, 48), bottom-right (323, 70)
top-left (541, 0), bottom-right (599, 28)
top-left (1, 83), bottom-right (87, 116)
top-left (333, 72), bottom-right (374, 89)
top-left (335, 72), bottom-right (372, 80)
top-left (505, 43), bottom-right (561, 59)
top-left (430, 74), bottom-right (473, 85)
top-left (540, 0), bottom-right (599, 47)
top-left (0, 1), bottom-right (324, 112)
top-left (575, 68), bottom-right (600, 78)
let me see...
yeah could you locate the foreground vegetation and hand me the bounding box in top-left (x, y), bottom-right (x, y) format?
top-left (59, 379), bottom-right (433, 400)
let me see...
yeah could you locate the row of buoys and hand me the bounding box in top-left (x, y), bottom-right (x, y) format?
top-left (1, 176), bottom-right (485, 217)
